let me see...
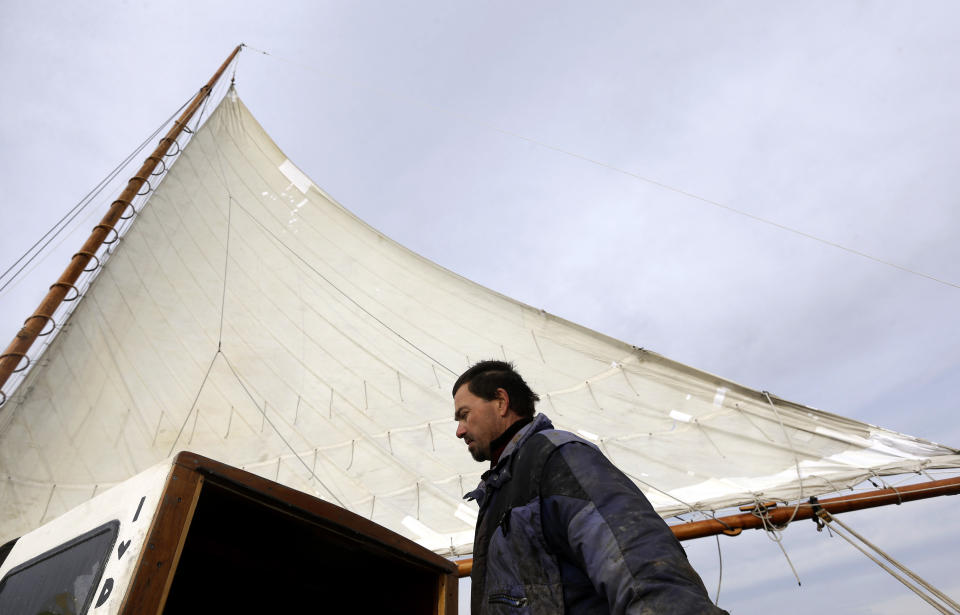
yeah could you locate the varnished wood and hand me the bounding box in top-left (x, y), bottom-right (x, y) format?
top-left (437, 571), bottom-right (458, 614)
top-left (0, 44), bottom-right (243, 402)
top-left (454, 475), bottom-right (960, 577)
top-left (119, 464), bottom-right (203, 614)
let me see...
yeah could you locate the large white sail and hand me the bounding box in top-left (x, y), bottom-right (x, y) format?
top-left (1, 89), bottom-right (957, 555)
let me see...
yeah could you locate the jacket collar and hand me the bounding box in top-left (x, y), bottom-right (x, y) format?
top-left (463, 413), bottom-right (555, 505)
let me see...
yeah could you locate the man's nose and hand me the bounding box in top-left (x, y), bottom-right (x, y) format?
top-left (456, 423), bottom-right (466, 439)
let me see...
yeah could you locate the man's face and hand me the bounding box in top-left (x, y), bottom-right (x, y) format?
top-left (454, 384), bottom-right (506, 462)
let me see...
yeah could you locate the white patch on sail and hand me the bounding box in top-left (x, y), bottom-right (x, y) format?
top-left (577, 429), bottom-right (599, 441)
top-left (402, 516), bottom-right (474, 551)
top-left (279, 159), bottom-right (313, 194)
top-left (815, 426), bottom-right (871, 448)
top-left (713, 387), bottom-right (728, 407)
top-left (669, 410), bottom-right (692, 423)
top-left (455, 503), bottom-right (478, 525)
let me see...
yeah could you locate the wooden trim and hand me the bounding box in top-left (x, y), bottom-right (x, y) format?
top-left (119, 463), bottom-right (203, 614)
top-left (437, 571), bottom-right (458, 614)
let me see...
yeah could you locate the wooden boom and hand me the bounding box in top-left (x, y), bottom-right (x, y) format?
top-left (454, 475), bottom-right (960, 577)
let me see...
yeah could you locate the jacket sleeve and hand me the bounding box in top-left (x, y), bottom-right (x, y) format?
top-left (539, 441), bottom-right (727, 614)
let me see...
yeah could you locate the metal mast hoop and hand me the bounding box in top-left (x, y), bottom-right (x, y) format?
top-left (0, 44), bottom-right (244, 405)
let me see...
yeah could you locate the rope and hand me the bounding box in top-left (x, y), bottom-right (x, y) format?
top-left (242, 46), bottom-right (960, 291)
top-left (166, 351), bottom-right (220, 457)
top-left (762, 391), bottom-right (805, 526)
top-left (754, 501), bottom-right (802, 586)
top-left (231, 199), bottom-right (458, 375)
top-left (823, 511), bottom-right (960, 612)
top-left (220, 351), bottom-right (345, 507)
top-left (0, 94), bottom-right (194, 295)
top-left (218, 197), bottom-right (234, 346)
top-left (713, 534), bottom-right (723, 606)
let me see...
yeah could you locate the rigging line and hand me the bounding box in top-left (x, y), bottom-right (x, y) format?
top-left (192, 83), bottom-right (213, 134)
top-left (229, 198), bottom-right (459, 376)
top-left (720, 479), bottom-right (960, 520)
top-left (713, 534), bottom-right (723, 607)
top-left (218, 196), bottom-right (233, 346)
top-left (825, 512), bottom-right (960, 612)
top-left (219, 351), bottom-right (346, 507)
top-left (203, 76), bottom-right (240, 351)
top-left (756, 505), bottom-right (802, 586)
top-left (166, 351), bottom-right (220, 458)
top-left (762, 391), bottom-right (804, 526)
top-left (196, 55), bottom-right (239, 133)
top-left (819, 515), bottom-right (956, 614)
top-left (244, 47), bottom-right (960, 291)
top-left (0, 93), bottom-right (194, 294)
top-left (209, 115), bottom-right (481, 380)
top-left (622, 470), bottom-right (698, 516)
top-left (485, 131), bottom-right (959, 292)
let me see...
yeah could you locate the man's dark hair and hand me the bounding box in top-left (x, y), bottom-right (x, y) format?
top-left (452, 360), bottom-right (540, 418)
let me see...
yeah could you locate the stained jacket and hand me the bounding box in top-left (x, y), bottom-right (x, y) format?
top-left (465, 414), bottom-right (727, 614)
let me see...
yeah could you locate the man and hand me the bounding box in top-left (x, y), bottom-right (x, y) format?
top-left (454, 360), bottom-right (727, 614)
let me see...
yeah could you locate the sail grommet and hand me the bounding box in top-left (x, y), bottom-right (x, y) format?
top-left (94, 224), bottom-right (120, 245)
top-left (50, 282), bottom-right (80, 301)
top-left (0, 352), bottom-right (30, 373)
top-left (114, 199), bottom-right (137, 220)
top-left (24, 313), bottom-right (56, 337)
top-left (133, 176), bottom-right (152, 195)
top-left (146, 155), bottom-right (167, 176)
top-left (73, 250), bottom-right (101, 272)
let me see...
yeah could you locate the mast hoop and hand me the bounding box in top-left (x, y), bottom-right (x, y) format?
top-left (0, 390), bottom-right (5, 407)
top-left (115, 199), bottom-right (137, 220)
top-left (94, 224), bottom-right (120, 245)
top-left (73, 251), bottom-right (101, 272)
top-left (146, 155), bottom-right (167, 176)
top-left (160, 137), bottom-right (181, 157)
top-left (133, 176), bottom-right (152, 195)
top-left (24, 314), bottom-right (56, 337)
top-left (0, 352), bottom-right (30, 373)
top-left (49, 282), bottom-right (80, 301)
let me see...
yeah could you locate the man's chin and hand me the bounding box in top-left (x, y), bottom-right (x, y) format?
top-left (468, 445), bottom-right (488, 462)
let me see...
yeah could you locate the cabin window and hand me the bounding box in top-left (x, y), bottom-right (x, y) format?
top-left (0, 520), bottom-right (118, 615)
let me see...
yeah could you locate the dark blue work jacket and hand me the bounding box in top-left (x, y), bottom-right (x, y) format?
top-left (465, 414), bottom-right (729, 614)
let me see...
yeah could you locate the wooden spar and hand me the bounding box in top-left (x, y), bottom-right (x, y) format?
top-left (0, 44), bottom-right (243, 405)
top-left (453, 475), bottom-right (960, 578)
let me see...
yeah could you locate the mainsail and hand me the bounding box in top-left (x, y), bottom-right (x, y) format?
top-left (1, 85), bottom-right (958, 556)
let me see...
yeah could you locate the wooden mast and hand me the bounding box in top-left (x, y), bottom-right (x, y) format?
top-left (454, 475), bottom-right (960, 577)
top-left (0, 44), bottom-right (243, 406)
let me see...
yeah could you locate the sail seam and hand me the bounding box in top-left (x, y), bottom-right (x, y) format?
top-left (219, 350), bottom-right (346, 507)
top-left (229, 198), bottom-right (458, 376)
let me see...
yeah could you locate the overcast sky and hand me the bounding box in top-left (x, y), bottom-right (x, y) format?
top-left (1, 2), bottom-right (959, 612)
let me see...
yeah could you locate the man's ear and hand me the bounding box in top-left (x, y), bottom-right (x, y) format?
top-left (495, 388), bottom-right (511, 417)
